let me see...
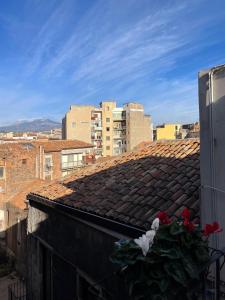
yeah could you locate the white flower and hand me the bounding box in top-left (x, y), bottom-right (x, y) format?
top-left (146, 230), bottom-right (156, 243)
top-left (134, 234), bottom-right (150, 256)
top-left (151, 218), bottom-right (160, 231)
top-left (134, 218), bottom-right (160, 256)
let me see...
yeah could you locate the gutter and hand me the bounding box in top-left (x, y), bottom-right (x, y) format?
top-left (27, 193), bottom-right (145, 238)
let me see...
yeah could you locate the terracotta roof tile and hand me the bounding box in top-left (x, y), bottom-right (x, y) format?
top-left (33, 139), bottom-right (94, 152)
top-left (10, 180), bottom-right (45, 209)
top-left (29, 139), bottom-right (200, 230)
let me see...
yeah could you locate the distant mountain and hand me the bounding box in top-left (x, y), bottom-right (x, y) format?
top-left (0, 119), bottom-right (61, 132)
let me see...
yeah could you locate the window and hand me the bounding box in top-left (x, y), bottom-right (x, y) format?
top-left (45, 156), bottom-right (53, 170)
top-left (106, 106), bottom-right (110, 111)
top-left (62, 153), bottom-right (83, 169)
top-left (106, 136), bottom-right (110, 141)
top-left (44, 155), bottom-right (53, 180)
top-left (106, 127), bottom-right (110, 132)
top-left (106, 117), bottom-right (110, 122)
top-left (22, 159), bottom-right (27, 165)
top-left (0, 167), bottom-right (5, 179)
top-left (72, 122), bottom-right (76, 128)
top-left (106, 146), bottom-right (110, 150)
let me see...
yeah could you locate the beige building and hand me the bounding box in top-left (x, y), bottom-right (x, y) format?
top-left (62, 105), bottom-right (94, 143)
top-left (62, 101), bottom-right (152, 157)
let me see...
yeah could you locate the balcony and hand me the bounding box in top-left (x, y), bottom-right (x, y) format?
top-left (61, 160), bottom-right (83, 170)
top-left (94, 126), bottom-right (102, 131)
top-left (91, 136), bottom-right (102, 141)
top-left (113, 126), bottom-right (126, 130)
top-left (113, 133), bottom-right (126, 139)
top-left (113, 113), bottom-right (126, 121)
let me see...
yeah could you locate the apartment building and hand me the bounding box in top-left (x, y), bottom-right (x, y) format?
top-left (155, 123), bottom-right (181, 140)
top-left (35, 140), bottom-right (94, 178)
top-left (0, 139), bottom-right (94, 276)
top-left (0, 140), bottom-right (94, 238)
top-left (62, 101), bottom-right (152, 157)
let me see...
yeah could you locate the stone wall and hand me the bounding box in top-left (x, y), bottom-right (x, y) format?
top-left (27, 201), bottom-right (129, 300)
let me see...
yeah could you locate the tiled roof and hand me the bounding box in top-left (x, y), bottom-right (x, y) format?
top-left (134, 140), bottom-right (153, 150)
top-left (0, 143), bottom-right (36, 159)
top-left (33, 140), bottom-right (94, 152)
top-left (29, 139), bottom-right (200, 230)
top-left (10, 180), bottom-right (44, 209)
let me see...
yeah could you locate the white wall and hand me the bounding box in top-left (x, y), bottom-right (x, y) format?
top-left (199, 64), bottom-right (225, 250)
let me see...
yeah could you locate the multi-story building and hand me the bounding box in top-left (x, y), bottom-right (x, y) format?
top-left (0, 140), bottom-right (95, 237)
top-left (0, 139), bottom-right (95, 275)
top-left (155, 123), bottom-right (181, 140)
top-left (62, 101), bottom-right (152, 157)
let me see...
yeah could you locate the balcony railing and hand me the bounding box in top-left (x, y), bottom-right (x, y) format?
top-left (91, 136), bottom-right (102, 141)
top-left (62, 160), bottom-right (83, 170)
top-left (202, 247), bottom-right (225, 299)
top-left (113, 126), bottom-right (126, 130)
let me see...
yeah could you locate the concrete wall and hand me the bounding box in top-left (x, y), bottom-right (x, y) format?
top-left (27, 201), bottom-right (129, 300)
top-left (156, 124), bottom-right (181, 140)
top-left (6, 203), bottom-right (27, 276)
top-left (125, 103), bottom-right (152, 151)
top-left (199, 64), bottom-right (225, 249)
top-left (62, 105), bottom-right (94, 143)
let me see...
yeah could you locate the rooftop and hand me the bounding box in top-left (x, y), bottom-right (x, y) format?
top-left (10, 179), bottom-right (44, 209)
top-left (29, 139), bottom-right (200, 230)
top-left (0, 140), bottom-right (94, 157)
top-left (34, 139), bottom-right (94, 152)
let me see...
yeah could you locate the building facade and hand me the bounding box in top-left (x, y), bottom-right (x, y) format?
top-left (0, 140), bottom-right (95, 266)
top-left (62, 101), bottom-right (152, 157)
top-left (155, 123), bottom-right (181, 140)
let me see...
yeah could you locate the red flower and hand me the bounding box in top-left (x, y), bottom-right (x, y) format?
top-left (183, 219), bottom-right (195, 232)
top-left (157, 211), bottom-right (171, 224)
top-left (181, 208), bottom-right (190, 220)
top-left (203, 222), bottom-right (222, 236)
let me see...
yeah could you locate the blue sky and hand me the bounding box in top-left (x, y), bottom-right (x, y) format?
top-left (0, 0), bottom-right (225, 126)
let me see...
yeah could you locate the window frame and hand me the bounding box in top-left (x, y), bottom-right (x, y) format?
top-left (0, 166), bottom-right (5, 179)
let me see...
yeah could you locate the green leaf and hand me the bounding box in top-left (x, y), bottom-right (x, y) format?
top-left (182, 255), bottom-right (199, 279)
top-left (170, 222), bottom-right (184, 236)
top-left (159, 248), bottom-right (181, 259)
top-left (195, 247), bottom-right (209, 264)
top-left (164, 261), bottom-right (188, 286)
top-left (159, 278), bottom-right (169, 293)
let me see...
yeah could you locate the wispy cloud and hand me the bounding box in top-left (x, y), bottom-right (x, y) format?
top-left (42, 2), bottom-right (187, 82)
top-left (0, 0), bottom-right (225, 125)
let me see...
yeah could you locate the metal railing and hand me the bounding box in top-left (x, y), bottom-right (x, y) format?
top-left (8, 279), bottom-right (26, 300)
top-left (61, 160), bottom-right (84, 170)
top-left (202, 247), bottom-right (225, 299)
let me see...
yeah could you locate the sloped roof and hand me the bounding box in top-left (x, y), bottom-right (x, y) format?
top-left (10, 180), bottom-right (45, 209)
top-left (0, 143), bottom-right (36, 160)
top-left (33, 139), bottom-right (94, 152)
top-left (29, 139), bottom-right (200, 230)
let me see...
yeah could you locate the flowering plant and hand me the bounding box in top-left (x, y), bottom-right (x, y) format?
top-left (111, 208), bottom-right (222, 300)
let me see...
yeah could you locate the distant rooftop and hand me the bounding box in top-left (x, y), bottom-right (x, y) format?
top-left (33, 140), bottom-right (94, 152)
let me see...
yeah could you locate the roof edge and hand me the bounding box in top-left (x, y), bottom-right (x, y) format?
top-left (27, 193), bottom-right (145, 238)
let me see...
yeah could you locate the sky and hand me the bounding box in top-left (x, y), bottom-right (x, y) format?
top-left (0, 0), bottom-right (225, 126)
